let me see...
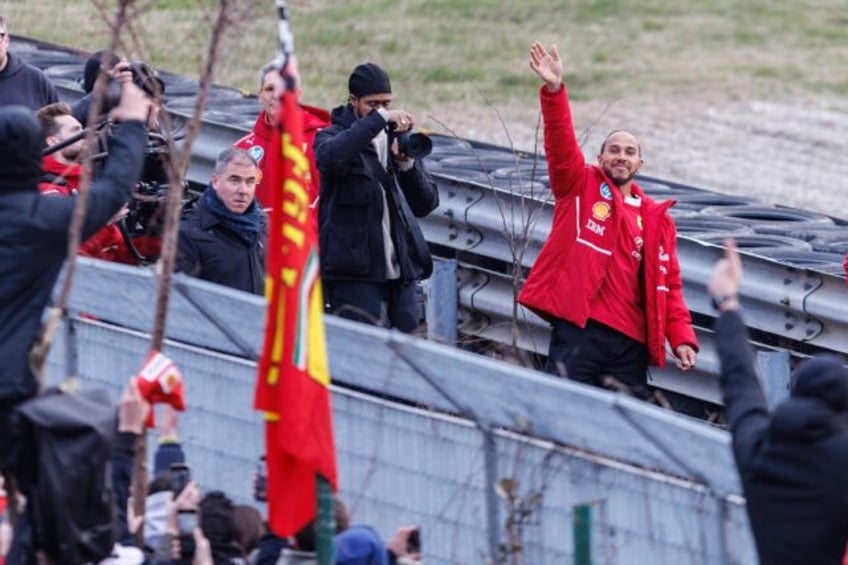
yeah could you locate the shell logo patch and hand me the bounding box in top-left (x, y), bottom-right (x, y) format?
top-left (592, 201), bottom-right (611, 221)
top-left (248, 145), bottom-right (265, 163)
top-left (599, 182), bottom-right (613, 200)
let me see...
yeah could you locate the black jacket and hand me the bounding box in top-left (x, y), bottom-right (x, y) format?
top-left (0, 51), bottom-right (59, 111)
top-left (315, 104), bottom-right (438, 283)
top-left (716, 311), bottom-right (848, 564)
top-left (176, 196), bottom-right (267, 295)
top-left (0, 120), bottom-right (146, 404)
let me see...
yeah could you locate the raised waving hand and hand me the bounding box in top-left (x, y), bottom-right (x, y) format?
top-left (529, 41), bottom-right (563, 91)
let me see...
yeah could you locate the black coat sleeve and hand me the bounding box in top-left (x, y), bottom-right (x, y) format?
top-left (715, 310), bottom-right (771, 477)
top-left (315, 111), bottom-right (387, 176)
top-left (175, 222), bottom-right (202, 277)
top-left (397, 161), bottom-right (439, 218)
top-left (80, 120), bottom-right (147, 241)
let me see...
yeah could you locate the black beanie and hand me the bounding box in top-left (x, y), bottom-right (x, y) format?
top-left (348, 62), bottom-right (391, 97)
top-left (83, 50), bottom-right (120, 93)
top-left (0, 106), bottom-right (44, 192)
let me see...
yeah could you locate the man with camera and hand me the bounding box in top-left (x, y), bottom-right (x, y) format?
top-left (314, 62), bottom-right (439, 333)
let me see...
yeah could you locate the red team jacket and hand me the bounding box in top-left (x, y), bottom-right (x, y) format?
top-left (233, 104), bottom-right (330, 208)
top-left (517, 85), bottom-right (698, 367)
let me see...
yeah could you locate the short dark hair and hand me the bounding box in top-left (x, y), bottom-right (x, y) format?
top-left (199, 491), bottom-right (237, 559)
top-left (232, 504), bottom-right (264, 556)
top-left (36, 102), bottom-right (74, 138)
top-left (600, 129), bottom-right (641, 156)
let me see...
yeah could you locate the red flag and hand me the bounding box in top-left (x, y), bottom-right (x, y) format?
top-left (254, 53), bottom-right (337, 536)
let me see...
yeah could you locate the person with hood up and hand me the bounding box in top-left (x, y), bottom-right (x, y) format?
top-left (709, 239), bottom-right (848, 564)
top-left (0, 82), bottom-right (150, 563)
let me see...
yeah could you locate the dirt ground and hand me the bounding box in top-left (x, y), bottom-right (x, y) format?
top-left (432, 93), bottom-right (848, 221)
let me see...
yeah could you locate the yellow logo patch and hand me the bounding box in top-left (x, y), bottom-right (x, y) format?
top-left (592, 202), bottom-right (611, 221)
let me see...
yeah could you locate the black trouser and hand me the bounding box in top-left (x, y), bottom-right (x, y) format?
top-left (545, 319), bottom-right (652, 400)
top-left (323, 280), bottom-right (419, 333)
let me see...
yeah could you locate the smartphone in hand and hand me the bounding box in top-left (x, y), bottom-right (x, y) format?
top-left (254, 455), bottom-right (267, 502)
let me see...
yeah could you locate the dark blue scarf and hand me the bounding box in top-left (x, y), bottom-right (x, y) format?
top-left (202, 186), bottom-right (261, 246)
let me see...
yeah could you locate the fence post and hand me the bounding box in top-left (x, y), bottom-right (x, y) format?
top-left (755, 350), bottom-right (791, 410)
top-left (65, 316), bottom-right (78, 380)
top-left (426, 258), bottom-right (458, 344)
top-left (483, 429), bottom-right (501, 563)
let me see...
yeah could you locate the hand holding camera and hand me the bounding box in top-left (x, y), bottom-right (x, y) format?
top-left (109, 81), bottom-right (152, 124)
top-left (386, 109), bottom-right (415, 133)
top-left (385, 111), bottom-right (433, 161)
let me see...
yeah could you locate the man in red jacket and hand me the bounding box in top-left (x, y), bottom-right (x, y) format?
top-left (234, 61), bottom-right (330, 209)
top-left (37, 102), bottom-right (85, 197)
top-left (518, 42), bottom-right (698, 401)
top-left (37, 102), bottom-right (142, 263)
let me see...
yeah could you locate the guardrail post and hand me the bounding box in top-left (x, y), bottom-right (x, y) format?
top-left (426, 258), bottom-right (458, 344)
top-left (755, 350), bottom-right (792, 409)
top-left (483, 429), bottom-right (501, 563)
top-left (65, 316), bottom-right (78, 380)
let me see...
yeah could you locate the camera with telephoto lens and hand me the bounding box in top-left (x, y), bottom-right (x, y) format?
top-left (396, 131), bottom-right (433, 159)
top-left (388, 122), bottom-right (433, 159)
top-left (103, 61), bottom-right (165, 112)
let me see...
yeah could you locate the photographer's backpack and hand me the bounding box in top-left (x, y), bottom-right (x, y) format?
top-left (14, 387), bottom-right (117, 564)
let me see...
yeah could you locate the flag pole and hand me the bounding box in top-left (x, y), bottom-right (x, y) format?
top-left (273, 2), bottom-right (335, 563)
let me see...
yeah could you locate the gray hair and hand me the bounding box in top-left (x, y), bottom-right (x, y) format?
top-left (214, 147), bottom-right (257, 175)
top-left (258, 61), bottom-right (277, 89)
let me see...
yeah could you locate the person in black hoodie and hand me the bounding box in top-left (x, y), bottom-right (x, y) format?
top-left (0, 81), bottom-right (149, 563)
top-left (0, 82), bottom-right (149, 416)
top-left (709, 239), bottom-right (848, 564)
top-left (314, 62), bottom-right (439, 333)
top-left (0, 15), bottom-right (58, 111)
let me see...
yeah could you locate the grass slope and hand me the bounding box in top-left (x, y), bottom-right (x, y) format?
top-left (4, 1), bottom-right (848, 147)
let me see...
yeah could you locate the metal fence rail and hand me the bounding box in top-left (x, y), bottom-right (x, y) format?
top-left (19, 37), bottom-right (848, 378)
top-left (46, 260), bottom-right (758, 563)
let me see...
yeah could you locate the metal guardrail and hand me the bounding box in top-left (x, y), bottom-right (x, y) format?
top-left (15, 38), bottom-right (848, 407)
top-left (45, 258), bottom-right (761, 562)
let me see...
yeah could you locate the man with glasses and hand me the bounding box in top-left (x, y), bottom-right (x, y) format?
top-left (0, 15), bottom-right (58, 111)
top-left (314, 62), bottom-right (439, 333)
